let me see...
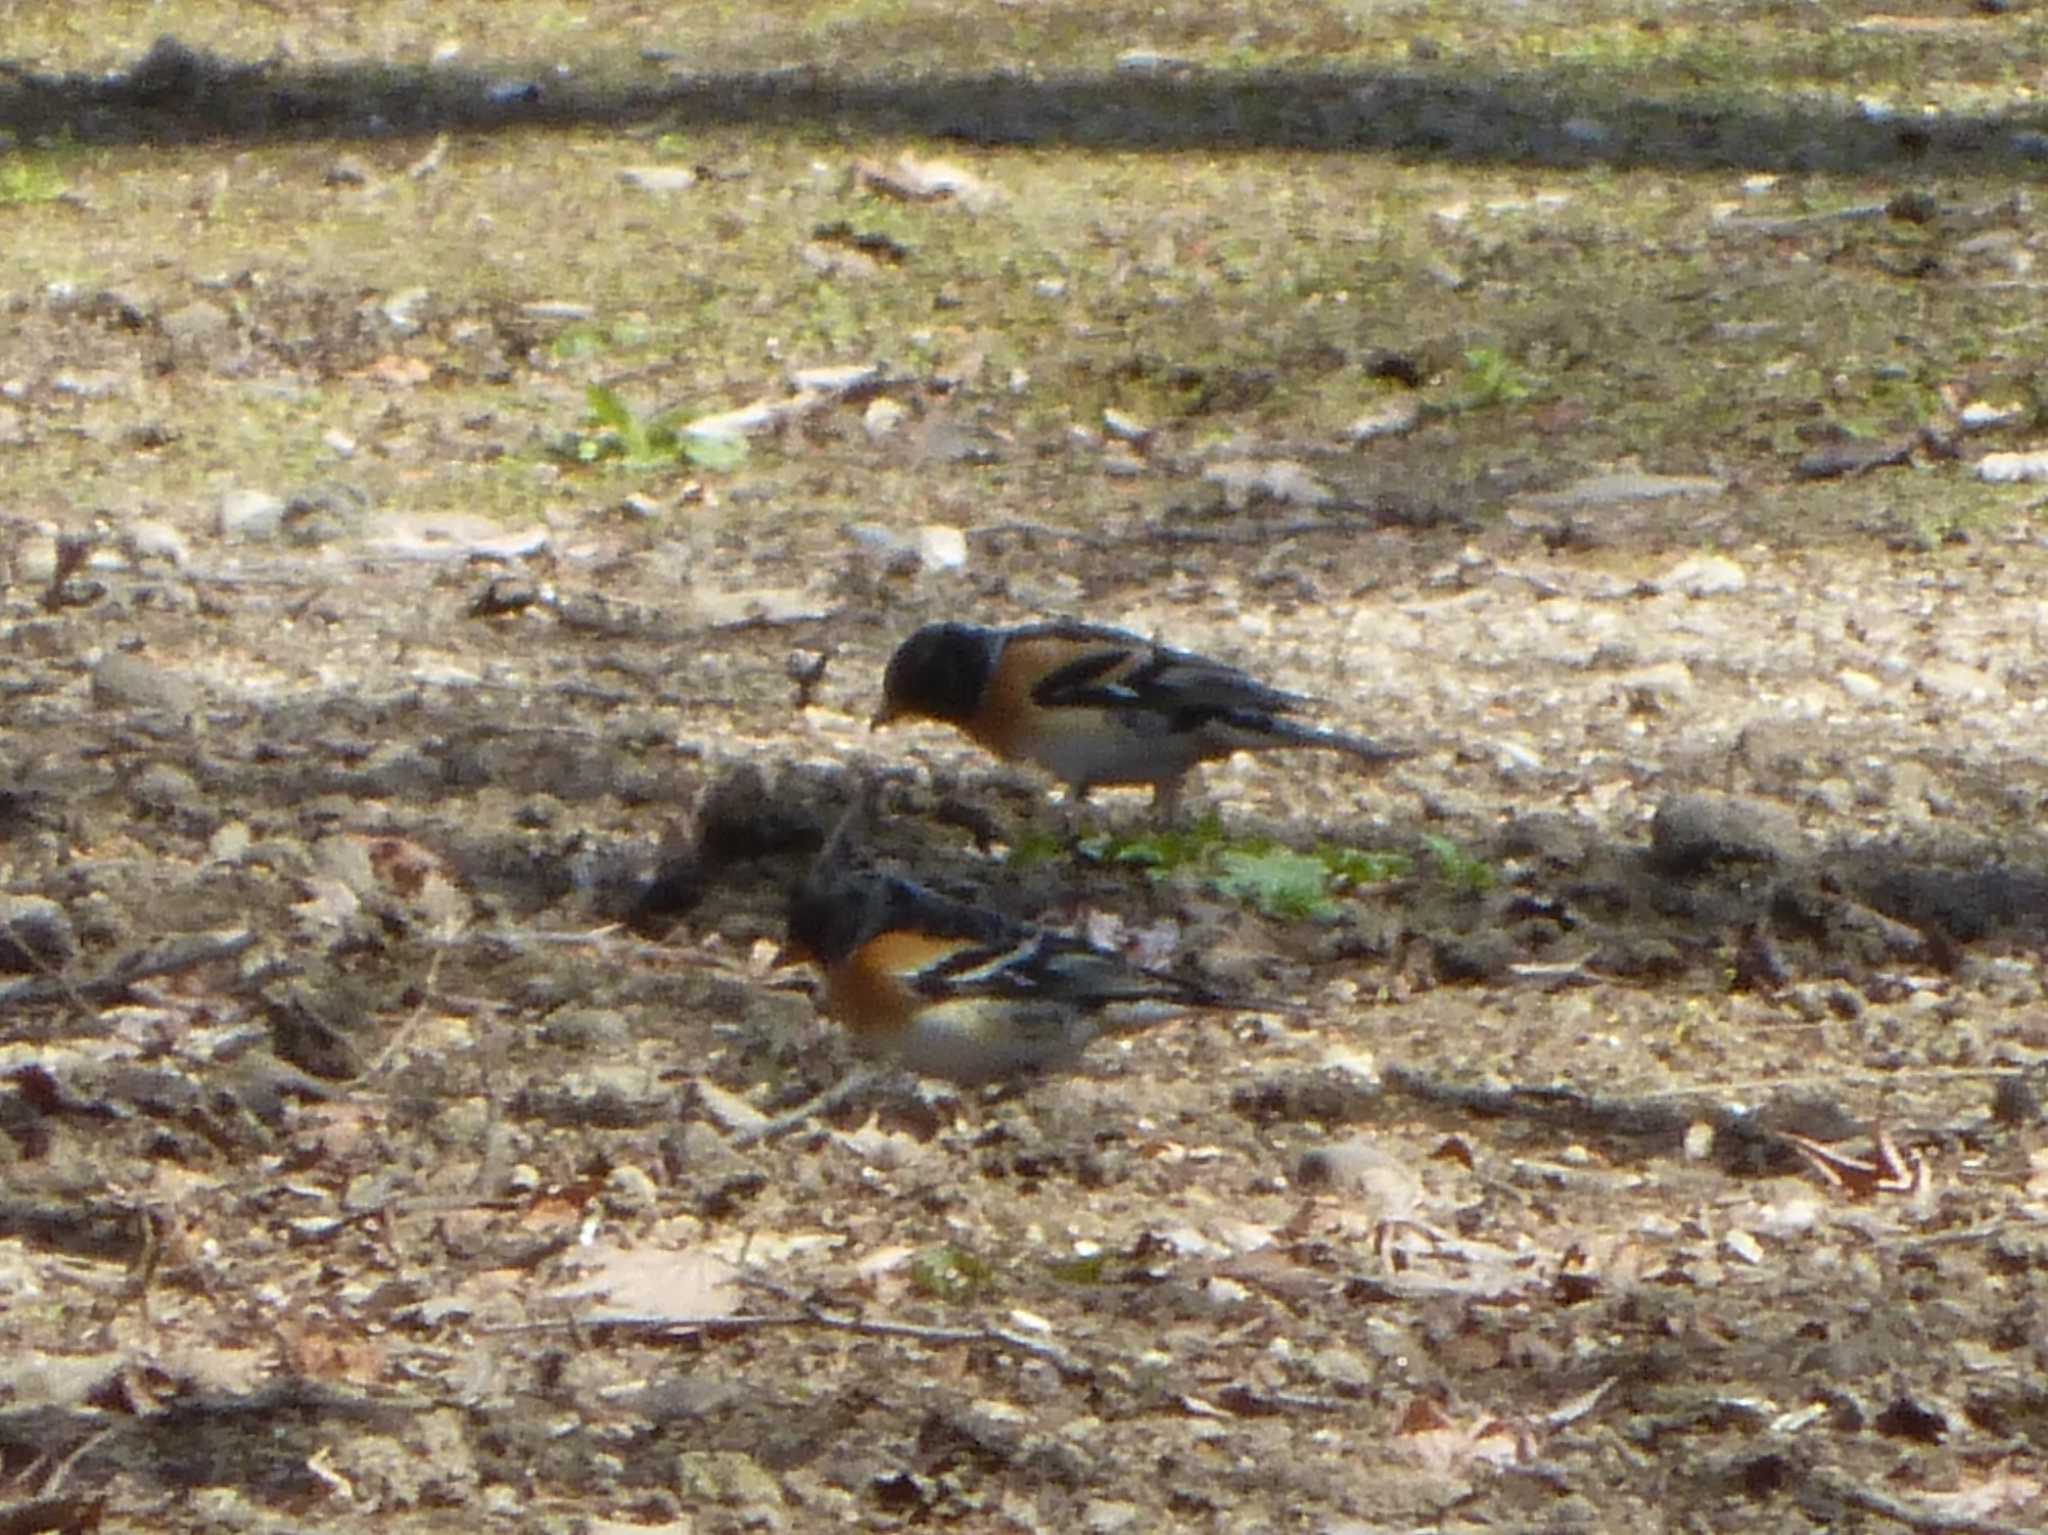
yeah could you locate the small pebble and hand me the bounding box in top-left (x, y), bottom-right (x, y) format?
top-left (618, 165), bottom-right (698, 193)
top-left (219, 488), bottom-right (286, 541)
top-left (1652, 553), bottom-right (1747, 597)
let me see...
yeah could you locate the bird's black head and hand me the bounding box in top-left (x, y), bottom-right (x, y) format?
top-left (874, 623), bottom-right (993, 728)
top-left (784, 869), bottom-right (1011, 967)
top-left (783, 874), bottom-right (879, 967)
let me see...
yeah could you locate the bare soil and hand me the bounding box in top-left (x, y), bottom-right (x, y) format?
top-left (3, 12), bottom-right (2047, 1535)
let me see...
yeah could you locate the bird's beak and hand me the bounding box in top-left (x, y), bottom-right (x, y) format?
top-left (869, 702), bottom-right (902, 730)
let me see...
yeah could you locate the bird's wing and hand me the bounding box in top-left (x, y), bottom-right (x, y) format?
top-left (910, 926), bottom-right (1221, 1011)
top-left (1014, 622), bottom-right (1306, 719)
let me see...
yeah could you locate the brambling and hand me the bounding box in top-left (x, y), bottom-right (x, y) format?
top-left (874, 619), bottom-right (1411, 815)
top-left (780, 867), bottom-right (1247, 1086)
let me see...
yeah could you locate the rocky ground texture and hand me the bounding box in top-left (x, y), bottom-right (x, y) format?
top-left (3, 11), bottom-right (2048, 1534)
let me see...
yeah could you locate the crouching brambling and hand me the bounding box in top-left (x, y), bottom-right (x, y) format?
top-left (874, 619), bottom-right (1411, 815)
top-left (781, 868), bottom-right (1253, 1086)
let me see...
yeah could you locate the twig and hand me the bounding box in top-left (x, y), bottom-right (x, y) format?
top-left (38, 1424), bottom-right (116, 1498)
top-left (1720, 202), bottom-right (1889, 235)
top-left (730, 1068), bottom-right (888, 1147)
top-left (481, 1300), bottom-right (1091, 1378)
top-left (1808, 1469), bottom-right (2037, 1535)
top-left (464, 925), bottom-right (752, 970)
top-left (1876, 1220), bottom-right (2014, 1252)
top-left (1636, 1066), bottom-right (2026, 1101)
top-left (368, 938), bottom-right (451, 1076)
top-left (1382, 1065), bottom-right (1695, 1146)
top-left (0, 929), bottom-right (256, 1012)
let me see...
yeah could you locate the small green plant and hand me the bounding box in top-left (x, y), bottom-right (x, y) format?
top-left (911, 1244), bottom-right (994, 1302)
top-left (1423, 834), bottom-right (1495, 894)
top-left (805, 281), bottom-right (863, 350)
top-left (1213, 847), bottom-right (1344, 921)
top-left (1454, 346), bottom-right (1538, 410)
top-left (1047, 1252), bottom-right (1110, 1285)
top-left (1323, 847), bottom-right (1414, 887)
top-left (0, 156), bottom-right (66, 205)
top-left (1004, 828), bottom-right (1069, 870)
top-left (552, 384), bottom-right (748, 472)
top-left (1078, 815), bottom-right (1229, 873)
top-left (1070, 818), bottom-right (1410, 922)
top-left (549, 327), bottom-right (608, 362)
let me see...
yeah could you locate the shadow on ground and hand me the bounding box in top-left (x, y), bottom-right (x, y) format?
top-left (3, 34), bottom-right (2043, 177)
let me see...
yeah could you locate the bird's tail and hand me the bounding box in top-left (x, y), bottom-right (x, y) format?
top-left (1314, 725), bottom-right (1415, 768)
top-left (1093, 985), bottom-right (1302, 1036)
top-left (1235, 714), bottom-right (1415, 768)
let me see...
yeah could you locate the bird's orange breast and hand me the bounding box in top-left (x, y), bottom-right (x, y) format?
top-left (827, 931), bottom-right (975, 1043)
top-left (978, 636), bottom-right (1121, 755)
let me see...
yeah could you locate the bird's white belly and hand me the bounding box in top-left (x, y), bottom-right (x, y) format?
top-left (1026, 712), bottom-right (1202, 790)
top-left (881, 1000), bottom-right (1102, 1084)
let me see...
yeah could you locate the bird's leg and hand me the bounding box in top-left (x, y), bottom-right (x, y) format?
top-left (1055, 781), bottom-right (1095, 845)
top-left (1150, 774), bottom-right (1187, 824)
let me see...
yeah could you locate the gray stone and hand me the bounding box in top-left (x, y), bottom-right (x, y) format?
top-left (602, 1164), bottom-right (659, 1216)
top-left (0, 895), bottom-right (77, 973)
top-left (132, 762), bottom-right (204, 815)
top-left (1915, 660), bottom-right (2003, 703)
top-left (863, 397), bottom-right (908, 440)
top-left (619, 165), bottom-right (699, 193)
top-left (522, 300), bottom-right (594, 321)
top-left (540, 1007), bottom-right (632, 1051)
top-left (1342, 397), bottom-right (1421, 442)
top-left (381, 287), bottom-right (431, 335)
top-left (218, 488), bottom-right (287, 540)
top-left (1115, 50), bottom-right (1189, 75)
top-left (1651, 553), bottom-right (1747, 596)
top-left (787, 362), bottom-right (880, 396)
top-left (1650, 792), bottom-right (1805, 874)
top-left (51, 371), bottom-right (127, 400)
top-left (1203, 458), bottom-right (1334, 508)
top-left (1499, 811), bottom-right (1590, 867)
top-left (1433, 929), bottom-right (1516, 981)
top-left (1523, 472), bottom-right (1727, 509)
top-left (124, 519), bottom-right (191, 567)
top-left (92, 652), bottom-right (199, 717)
top-left (1977, 451), bottom-right (2048, 483)
top-left (1101, 407), bottom-right (1152, 445)
top-left (160, 300), bottom-right (231, 343)
top-left (1618, 660), bottom-right (1696, 711)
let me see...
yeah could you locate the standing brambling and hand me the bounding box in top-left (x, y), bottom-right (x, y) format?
top-left (873, 619), bottom-right (1410, 815)
top-left (780, 867), bottom-right (1248, 1086)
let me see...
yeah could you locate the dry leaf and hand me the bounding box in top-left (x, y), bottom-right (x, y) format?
top-left (1911, 1468), bottom-right (2043, 1521)
top-left (550, 1244), bottom-right (740, 1323)
top-left (350, 353), bottom-right (433, 387)
top-left (157, 1343), bottom-right (270, 1396)
top-left (279, 1319), bottom-right (387, 1384)
top-left (1398, 1399), bottom-right (1528, 1474)
top-left (294, 876), bottom-right (360, 928)
top-left (856, 153), bottom-right (998, 209)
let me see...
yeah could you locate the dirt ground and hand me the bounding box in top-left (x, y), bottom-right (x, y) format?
top-left (4, 13), bottom-right (2048, 1535)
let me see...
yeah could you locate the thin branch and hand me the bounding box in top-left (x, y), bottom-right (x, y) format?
top-left (483, 1297), bottom-right (1092, 1379)
top-left (37, 1425), bottom-right (116, 1500)
top-left (729, 1068), bottom-right (887, 1147)
top-left (1809, 1469), bottom-right (2038, 1535)
top-left (1636, 1066), bottom-right (2027, 1100)
top-left (0, 929), bottom-right (256, 1013)
top-left (368, 936), bottom-right (452, 1076)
